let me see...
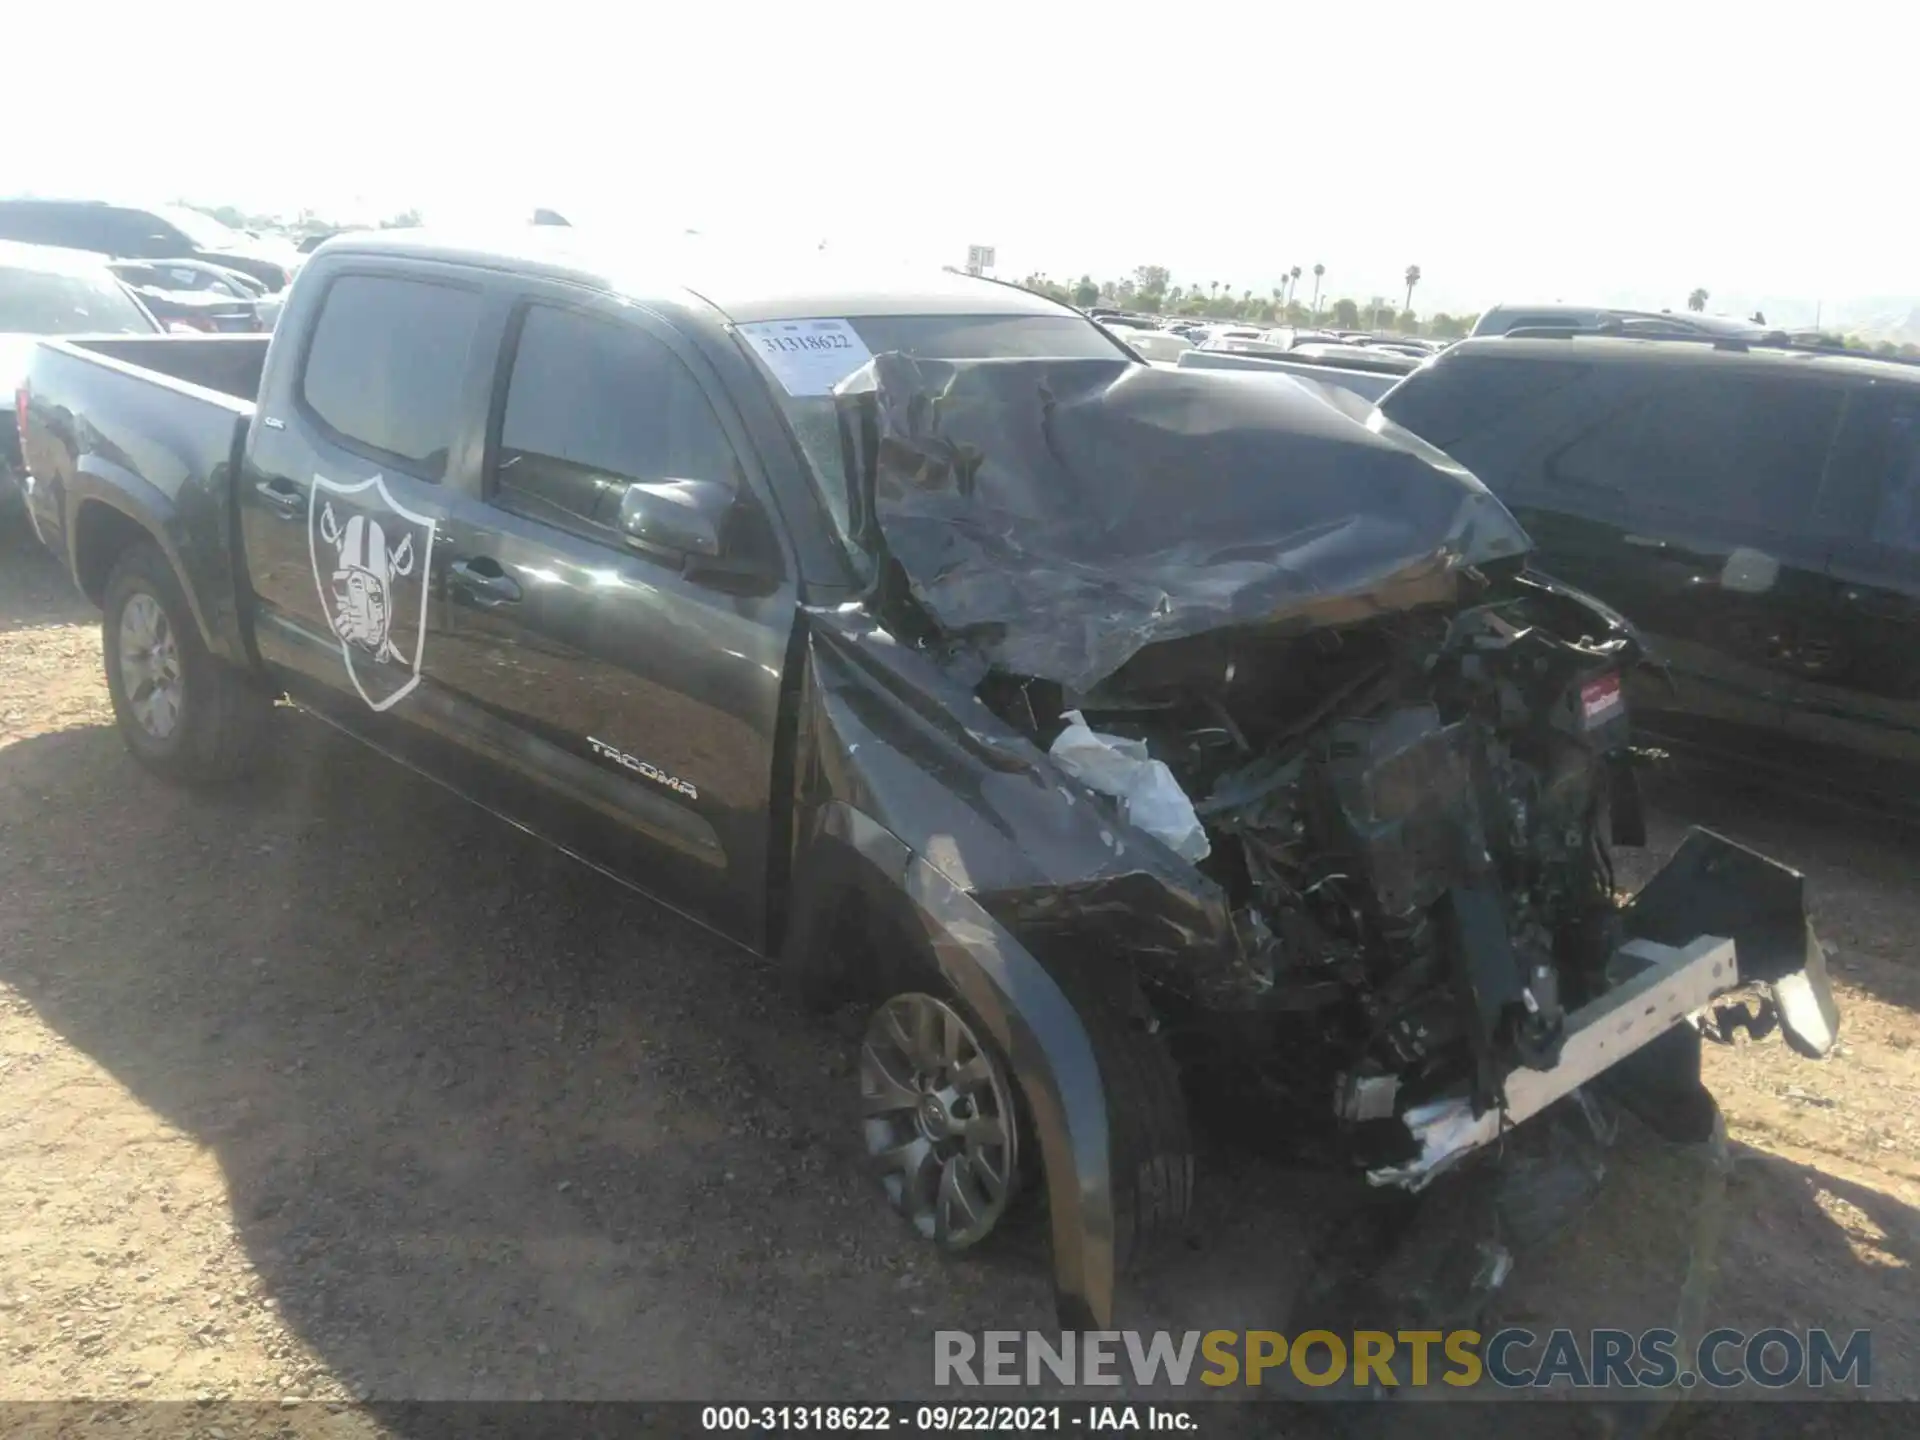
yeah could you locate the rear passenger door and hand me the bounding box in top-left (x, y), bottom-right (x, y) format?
top-left (1786, 384), bottom-right (1920, 767)
top-left (239, 267), bottom-right (492, 739)
top-left (420, 293), bottom-right (798, 949)
top-left (1534, 371), bottom-right (1846, 739)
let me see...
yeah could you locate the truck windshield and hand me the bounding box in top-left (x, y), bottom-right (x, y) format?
top-left (745, 313), bottom-right (1131, 580)
top-left (0, 267), bottom-right (156, 335)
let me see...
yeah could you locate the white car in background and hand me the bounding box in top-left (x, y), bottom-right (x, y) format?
top-left (1126, 329), bottom-right (1194, 363)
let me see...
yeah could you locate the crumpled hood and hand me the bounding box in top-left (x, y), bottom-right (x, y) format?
top-left (836, 353), bottom-right (1531, 692)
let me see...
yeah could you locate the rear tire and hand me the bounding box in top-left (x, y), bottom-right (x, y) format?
top-left (101, 540), bottom-right (270, 785)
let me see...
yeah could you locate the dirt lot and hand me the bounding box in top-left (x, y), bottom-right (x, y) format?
top-left (1, 517), bottom-right (1915, 1430)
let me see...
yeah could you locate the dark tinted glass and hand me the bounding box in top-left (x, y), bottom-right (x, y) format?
top-left (494, 305), bottom-right (737, 534)
top-left (0, 266), bottom-right (155, 334)
top-left (1553, 374), bottom-right (1843, 526)
top-left (1812, 389), bottom-right (1920, 548)
top-left (1379, 353), bottom-right (1589, 448)
top-left (301, 276), bottom-right (484, 481)
top-left (0, 204), bottom-right (66, 245)
top-left (0, 205), bottom-right (156, 255)
top-left (1867, 402), bottom-right (1920, 551)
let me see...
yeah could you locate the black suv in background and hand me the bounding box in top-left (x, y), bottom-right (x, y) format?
top-left (1380, 334), bottom-right (1920, 782)
top-left (0, 199), bottom-right (295, 292)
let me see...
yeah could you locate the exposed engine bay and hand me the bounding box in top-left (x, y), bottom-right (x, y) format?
top-left (833, 350), bottom-right (1839, 1193)
top-left (982, 570), bottom-right (1649, 1175)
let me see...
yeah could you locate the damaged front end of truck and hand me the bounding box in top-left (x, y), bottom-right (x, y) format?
top-left (799, 352), bottom-right (1839, 1327)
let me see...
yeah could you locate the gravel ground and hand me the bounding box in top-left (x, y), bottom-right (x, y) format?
top-left (1, 518), bottom-right (1913, 1433)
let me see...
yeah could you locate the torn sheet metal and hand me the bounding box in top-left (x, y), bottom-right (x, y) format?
top-left (834, 352), bottom-right (1532, 691)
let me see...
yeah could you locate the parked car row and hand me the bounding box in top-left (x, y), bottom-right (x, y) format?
top-left (0, 198), bottom-right (315, 335)
top-left (0, 198), bottom-right (298, 292)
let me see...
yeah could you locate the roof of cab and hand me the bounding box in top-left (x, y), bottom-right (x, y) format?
top-left (316, 228), bottom-right (1078, 325)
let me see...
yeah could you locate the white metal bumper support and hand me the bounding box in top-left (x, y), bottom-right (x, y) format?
top-left (1368, 934), bottom-right (1739, 1190)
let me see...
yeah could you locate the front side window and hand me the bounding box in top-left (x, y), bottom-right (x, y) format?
top-left (300, 275), bottom-right (484, 480)
top-left (493, 304), bottom-right (739, 537)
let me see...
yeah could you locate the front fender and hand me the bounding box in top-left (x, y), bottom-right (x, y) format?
top-left (786, 799), bottom-right (1118, 1329)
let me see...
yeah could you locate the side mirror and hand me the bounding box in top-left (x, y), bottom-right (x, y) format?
top-left (617, 477), bottom-right (735, 560)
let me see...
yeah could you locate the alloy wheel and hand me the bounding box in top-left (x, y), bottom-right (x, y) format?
top-left (860, 992), bottom-right (1019, 1248)
top-left (119, 592), bottom-right (183, 740)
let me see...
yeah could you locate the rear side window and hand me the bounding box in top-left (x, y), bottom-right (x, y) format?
top-left (0, 204), bottom-right (62, 246)
top-left (0, 205), bottom-right (153, 255)
top-left (1379, 354), bottom-right (1589, 449)
top-left (1826, 391), bottom-right (1920, 553)
top-left (1553, 374), bottom-right (1844, 527)
top-left (300, 275), bottom-right (484, 481)
top-left (491, 304), bottom-right (739, 537)
top-left (1873, 410), bottom-right (1920, 551)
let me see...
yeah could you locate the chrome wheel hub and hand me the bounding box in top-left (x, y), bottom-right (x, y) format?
top-left (861, 993), bottom-right (1019, 1249)
top-left (118, 592), bottom-right (183, 740)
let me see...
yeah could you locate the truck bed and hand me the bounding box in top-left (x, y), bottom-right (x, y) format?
top-left (18, 334), bottom-right (272, 671)
top-left (59, 333), bottom-right (269, 405)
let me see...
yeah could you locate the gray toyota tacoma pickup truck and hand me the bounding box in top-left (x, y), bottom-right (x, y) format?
top-left (15, 230), bottom-right (1840, 1329)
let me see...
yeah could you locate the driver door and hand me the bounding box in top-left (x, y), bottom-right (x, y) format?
top-left (421, 293), bottom-right (799, 949)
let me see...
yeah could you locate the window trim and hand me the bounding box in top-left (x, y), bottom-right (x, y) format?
top-left (293, 269), bottom-right (488, 484)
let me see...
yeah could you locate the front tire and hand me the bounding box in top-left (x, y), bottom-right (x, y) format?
top-left (858, 959), bottom-right (1194, 1271)
top-left (101, 540), bottom-right (270, 785)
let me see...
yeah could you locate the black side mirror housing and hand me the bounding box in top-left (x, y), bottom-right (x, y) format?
top-left (618, 477), bottom-right (735, 560)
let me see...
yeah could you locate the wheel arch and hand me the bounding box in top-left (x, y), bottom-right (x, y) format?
top-left (784, 798), bottom-right (1119, 1329)
top-left (69, 492), bottom-right (225, 662)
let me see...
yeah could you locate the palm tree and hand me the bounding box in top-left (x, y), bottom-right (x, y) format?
top-left (1403, 264), bottom-right (1422, 316)
top-left (1687, 287), bottom-right (1710, 313)
top-left (1290, 265), bottom-right (1303, 304)
top-left (1310, 263), bottom-right (1325, 318)
top-left (1209, 280), bottom-right (1220, 298)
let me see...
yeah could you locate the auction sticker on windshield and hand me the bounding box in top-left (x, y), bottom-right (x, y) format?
top-left (736, 318), bottom-right (874, 396)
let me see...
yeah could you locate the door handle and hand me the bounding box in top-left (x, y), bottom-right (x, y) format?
top-left (253, 478), bottom-right (303, 518)
top-left (1621, 534), bottom-right (1667, 549)
top-left (449, 558), bottom-right (523, 606)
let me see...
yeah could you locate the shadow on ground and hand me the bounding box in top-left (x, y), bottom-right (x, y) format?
top-left (0, 515), bottom-right (93, 635)
top-left (0, 717), bottom-right (1352, 1407)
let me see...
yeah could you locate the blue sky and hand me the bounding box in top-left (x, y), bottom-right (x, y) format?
top-left (12, 1), bottom-right (1910, 323)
